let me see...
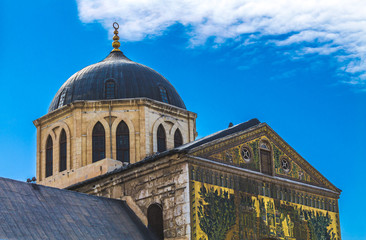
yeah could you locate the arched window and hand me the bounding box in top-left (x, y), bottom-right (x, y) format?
top-left (105, 80), bottom-right (116, 99)
top-left (92, 122), bottom-right (106, 163)
top-left (260, 141), bottom-right (272, 175)
top-left (59, 129), bottom-right (67, 172)
top-left (159, 86), bottom-right (169, 104)
top-left (259, 141), bottom-right (270, 150)
top-left (147, 204), bottom-right (164, 240)
top-left (174, 129), bottom-right (183, 148)
top-left (45, 136), bottom-right (53, 177)
top-left (116, 121), bottom-right (129, 163)
top-left (157, 125), bottom-right (166, 152)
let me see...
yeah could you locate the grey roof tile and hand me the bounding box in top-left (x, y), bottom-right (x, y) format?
top-left (0, 177), bottom-right (156, 240)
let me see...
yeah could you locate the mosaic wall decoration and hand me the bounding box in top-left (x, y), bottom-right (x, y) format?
top-left (191, 181), bottom-right (341, 240)
top-left (208, 136), bottom-right (314, 184)
top-left (271, 143), bottom-right (312, 183)
top-left (209, 139), bottom-right (261, 172)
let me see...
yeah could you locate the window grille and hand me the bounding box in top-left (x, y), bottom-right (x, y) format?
top-left (159, 86), bottom-right (169, 103)
top-left (105, 80), bottom-right (116, 99)
top-left (259, 141), bottom-right (270, 150)
top-left (240, 147), bottom-right (251, 163)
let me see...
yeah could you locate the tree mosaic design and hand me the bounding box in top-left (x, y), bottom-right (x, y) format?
top-left (197, 185), bottom-right (236, 240)
top-left (306, 210), bottom-right (337, 240)
top-left (193, 182), bottom-right (340, 240)
top-left (238, 193), bottom-right (257, 239)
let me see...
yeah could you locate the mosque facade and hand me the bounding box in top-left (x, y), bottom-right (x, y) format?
top-left (32, 23), bottom-right (342, 240)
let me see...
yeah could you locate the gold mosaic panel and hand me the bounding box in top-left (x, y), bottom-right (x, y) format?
top-left (191, 181), bottom-right (341, 240)
top-left (208, 136), bottom-right (313, 184)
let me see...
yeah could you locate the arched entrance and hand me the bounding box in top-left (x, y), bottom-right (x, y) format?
top-left (147, 203), bottom-right (164, 240)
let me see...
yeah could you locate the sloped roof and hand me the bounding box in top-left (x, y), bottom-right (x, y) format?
top-left (176, 118), bottom-right (261, 151)
top-left (66, 118), bottom-right (261, 190)
top-left (68, 118), bottom-right (262, 190)
top-left (68, 117), bottom-right (340, 195)
top-left (0, 177), bottom-right (155, 240)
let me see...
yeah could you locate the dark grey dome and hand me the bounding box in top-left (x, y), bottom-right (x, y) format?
top-left (48, 51), bottom-right (186, 112)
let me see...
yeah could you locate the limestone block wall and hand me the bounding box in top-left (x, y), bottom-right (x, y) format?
top-left (33, 98), bottom-right (197, 188)
top-left (70, 155), bottom-right (191, 240)
top-left (37, 158), bottom-right (123, 189)
top-left (144, 102), bottom-right (197, 155)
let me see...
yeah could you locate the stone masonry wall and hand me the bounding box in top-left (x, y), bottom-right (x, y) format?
top-left (34, 98), bottom-right (197, 188)
top-left (71, 155), bottom-right (191, 240)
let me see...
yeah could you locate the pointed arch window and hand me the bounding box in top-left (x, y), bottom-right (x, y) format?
top-left (147, 204), bottom-right (164, 240)
top-left (45, 136), bottom-right (53, 177)
top-left (116, 121), bottom-right (130, 163)
top-left (59, 129), bottom-right (67, 172)
top-left (105, 80), bottom-right (116, 99)
top-left (157, 125), bottom-right (166, 152)
top-left (159, 86), bottom-right (169, 104)
top-left (174, 128), bottom-right (183, 148)
top-left (92, 122), bottom-right (106, 163)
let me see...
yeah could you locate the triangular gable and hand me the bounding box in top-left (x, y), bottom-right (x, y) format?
top-left (188, 123), bottom-right (340, 193)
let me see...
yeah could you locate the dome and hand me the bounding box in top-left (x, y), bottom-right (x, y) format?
top-left (48, 50), bottom-right (186, 112)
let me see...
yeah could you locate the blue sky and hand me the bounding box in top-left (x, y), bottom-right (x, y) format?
top-left (1, 0), bottom-right (366, 239)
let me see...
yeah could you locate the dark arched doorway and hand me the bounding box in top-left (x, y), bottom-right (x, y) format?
top-left (147, 203), bottom-right (164, 240)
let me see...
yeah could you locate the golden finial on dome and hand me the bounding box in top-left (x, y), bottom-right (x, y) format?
top-left (112, 22), bottom-right (121, 52)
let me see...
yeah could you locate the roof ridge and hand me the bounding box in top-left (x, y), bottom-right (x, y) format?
top-left (177, 118), bottom-right (261, 151)
top-left (0, 176), bottom-right (120, 202)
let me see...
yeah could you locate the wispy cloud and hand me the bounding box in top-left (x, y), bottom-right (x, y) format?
top-left (77, 0), bottom-right (366, 86)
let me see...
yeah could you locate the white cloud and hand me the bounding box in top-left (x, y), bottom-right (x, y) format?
top-left (77, 0), bottom-right (366, 85)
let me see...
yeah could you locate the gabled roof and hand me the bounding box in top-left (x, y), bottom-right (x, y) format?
top-left (177, 118), bottom-right (261, 151)
top-left (68, 119), bottom-right (262, 189)
top-left (0, 177), bottom-right (155, 240)
top-left (185, 121), bottom-right (341, 194)
top-left (68, 118), bottom-right (340, 195)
